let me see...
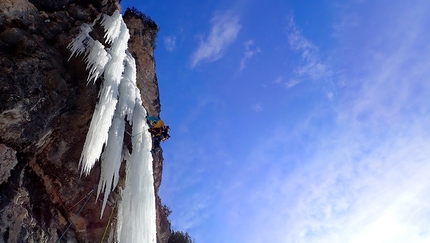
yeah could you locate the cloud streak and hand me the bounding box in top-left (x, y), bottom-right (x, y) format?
top-left (287, 16), bottom-right (330, 81)
top-left (164, 36), bottom-right (176, 51)
top-left (218, 2), bottom-right (430, 243)
top-left (191, 12), bottom-right (241, 67)
top-left (157, 2), bottom-right (430, 243)
top-left (223, 81), bottom-right (430, 243)
top-left (240, 40), bottom-right (260, 71)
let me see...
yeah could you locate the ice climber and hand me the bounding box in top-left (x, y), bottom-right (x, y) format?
top-left (147, 115), bottom-right (164, 128)
top-left (146, 116), bottom-right (171, 153)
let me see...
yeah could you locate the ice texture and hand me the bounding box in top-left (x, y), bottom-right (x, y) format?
top-left (118, 96), bottom-right (157, 243)
top-left (68, 10), bottom-right (157, 242)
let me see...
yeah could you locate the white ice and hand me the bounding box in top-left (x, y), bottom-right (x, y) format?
top-left (68, 10), bottom-right (157, 242)
top-left (77, 11), bottom-right (129, 176)
top-left (118, 98), bottom-right (157, 243)
top-left (97, 53), bottom-right (138, 217)
top-left (84, 40), bottom-right (110, 83)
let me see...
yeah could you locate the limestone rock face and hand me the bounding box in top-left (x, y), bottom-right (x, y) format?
top-left (0, 145), bottom-right (17, 185)
top-left (0, 1), bottom-right (169, 242)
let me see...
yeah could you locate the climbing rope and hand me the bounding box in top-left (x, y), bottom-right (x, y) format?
top-left (124, 130), bottom-right (146, 151)
top-left (126, 130), bottom-right (146, 139)
top-left (100, 193), bottom-right (120, 243)
top-left (67, 189), bottom-right (95, 211)
top-left (56, 186), bottom-right (96, 243)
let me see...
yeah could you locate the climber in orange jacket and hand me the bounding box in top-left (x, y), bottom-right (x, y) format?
top-left (146, 116), bottom-right (170, 154)
top-left (146, 116), bottom-right (170, 141)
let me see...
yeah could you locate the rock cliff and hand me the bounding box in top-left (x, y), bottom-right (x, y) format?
top-left (0, 0), bottom-right (170, 242)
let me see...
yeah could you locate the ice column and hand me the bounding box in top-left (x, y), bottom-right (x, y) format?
top-left (68, 10), bottom-right (157, 243)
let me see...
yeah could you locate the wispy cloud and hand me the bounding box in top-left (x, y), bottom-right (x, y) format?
top-left (191, 12), bottom-right (241, 67)
top-left (284, 79), bottom-right (300, 88)
top-left (240, 40), bottom-right (261, 71)
top-left (252, 103), bottom-right (263, 112)
top-left (164, 36), bottom-right (176, 51)
top-left (332, 13), bottom-right (359, 37)
top-left (287, 16), bottom-right (330, 81)
top-left (218, 2), bottom-right (430, 242)
top-left (223, 77), bottom-right (430, 243)
top-left (272, 76), bottom-right (283, 84)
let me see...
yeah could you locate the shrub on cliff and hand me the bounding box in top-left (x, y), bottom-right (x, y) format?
top-left (124, 7), bottom-right (159, 50)
top-left (168, 230), bottom-right (195, 243)
top-left (124, 7), bottom-right (159, 31)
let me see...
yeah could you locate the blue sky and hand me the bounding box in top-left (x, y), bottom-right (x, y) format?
top-left (120, 1), bottom-right (430, 242)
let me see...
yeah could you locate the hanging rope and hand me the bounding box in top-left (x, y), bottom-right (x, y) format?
top-left (56, 186), bottom-right (96, 243)
top-left (67, 189), bottom-right (95, 211)
top-left (126, 130), bottom-right (145, 139)
top-left (100, 193), bottom-right (120, 243)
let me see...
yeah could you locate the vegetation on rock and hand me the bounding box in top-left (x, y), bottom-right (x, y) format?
top-left (168, 230), bottom-right (195, 243)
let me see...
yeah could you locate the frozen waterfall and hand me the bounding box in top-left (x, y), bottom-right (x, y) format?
top-left (68, 10), bottom-right (156, 243)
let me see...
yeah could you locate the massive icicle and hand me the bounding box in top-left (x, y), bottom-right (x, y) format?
top-left (97, 52), bottom-right (137, 217)
top-left (69, 10), bottom-right (129, 176)
top-left (68, 10), bottom-right (157, 242)
top-left (117, 94), bottom-right (157, 243)
top-left (68, 20), bottom-right (109, 84)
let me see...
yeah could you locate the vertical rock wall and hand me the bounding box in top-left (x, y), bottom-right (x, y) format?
top-left (0, 1), bottom-right (170, 242)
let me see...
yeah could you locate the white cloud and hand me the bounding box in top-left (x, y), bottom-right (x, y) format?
top-left (162, 2), bottom-right (430, 243)
top-left (164, 36), bottom-right (176, 51)
top-left (272, 76), bottom-right (283, 84)
top-left (239, 40), bottom-right (261, 71)
top-left (219, 2), bottom-right (430, 242)
top-left (284, 79), bottom-right (300, 88)
top-left (252, 103), bottom-right (263, 112)
top-left (287, 16), bottom-right (330, 81)
top-left (223, 97), bottom-right (430, 243)
top-left (332, 13), bottom-right (359, 37)
top-left (191, 12), bottom-right (241, 67)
